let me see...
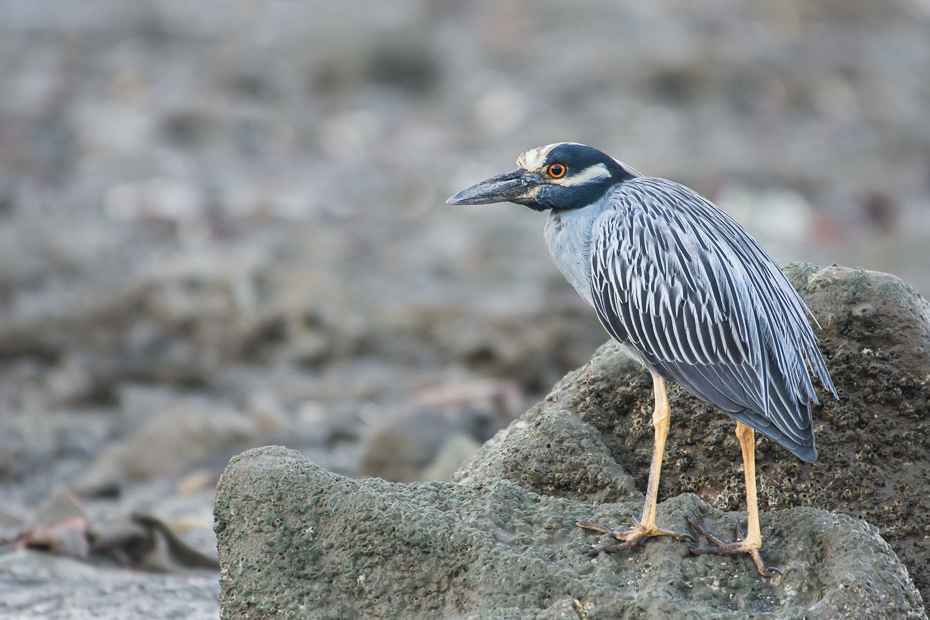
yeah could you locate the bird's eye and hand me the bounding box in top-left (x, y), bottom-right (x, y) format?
top-left (547, 163), bottom-right (567, 178)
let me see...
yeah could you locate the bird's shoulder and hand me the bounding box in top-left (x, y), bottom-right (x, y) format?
top-left (592, 178), bottom-right (720, 267)
top-left (589, 176), bottom-right (762, 333)
top-left (600, 176), bottom-right (720, 221)
top-left (594, 177), bottom-right (765, 275)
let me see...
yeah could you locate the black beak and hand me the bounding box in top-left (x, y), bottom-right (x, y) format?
top-left (446, 169), bottom-right (543, 205)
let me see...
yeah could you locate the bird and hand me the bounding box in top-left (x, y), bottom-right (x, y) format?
top-left (447, 142), bottom-right (836, 576)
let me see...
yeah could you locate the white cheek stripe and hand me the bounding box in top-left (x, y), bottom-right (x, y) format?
top-left (554, 163), bottom-right (611, 186)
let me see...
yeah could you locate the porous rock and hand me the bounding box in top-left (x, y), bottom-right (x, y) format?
top-left (216, 264), bottom-right (929, 618)
top-left (216, 444), bottom-right (924, 619)
top-left (459, 263), bottom-right (930, 606)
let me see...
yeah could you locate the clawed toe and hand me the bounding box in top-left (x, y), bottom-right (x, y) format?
top-left (577, 516), bottom-right (692, 558)
top-left (686, 516), bottom-right (729, 547)
top-left (583, 538), bottom-right (638, 557)
top-left (576, 518), bottom-right (634, 539)
top-left (686, 516), bottom-right (779, 577)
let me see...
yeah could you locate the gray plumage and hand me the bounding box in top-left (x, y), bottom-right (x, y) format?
top-left (448, 142), bottom-right (836, 463)
top-left (547, 177), bottom-right (835, 462)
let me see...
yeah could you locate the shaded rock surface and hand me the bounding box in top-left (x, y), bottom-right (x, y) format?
top-left (216, 446), bottom-right (925, 619)
top-left (458, 263), bottom-right (930, 605)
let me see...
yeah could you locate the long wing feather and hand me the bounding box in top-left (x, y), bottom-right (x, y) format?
top-left (590, 178), bottom-right (836, 462)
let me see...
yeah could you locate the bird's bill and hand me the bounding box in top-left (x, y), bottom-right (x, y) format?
top-left (446, 169), bottom-right (542, 205)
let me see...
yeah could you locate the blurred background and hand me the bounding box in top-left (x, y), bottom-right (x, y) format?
top-left (0, 0), bottom-right (929, 610)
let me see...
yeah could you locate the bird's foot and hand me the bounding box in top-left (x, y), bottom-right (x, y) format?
top-left (687, 516), bottom-right (780, 577)
top-left (577, 515), bottom-right (694, 557)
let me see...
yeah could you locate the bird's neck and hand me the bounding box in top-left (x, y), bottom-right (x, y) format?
top-left (544, 198), bottom-right (608, 307)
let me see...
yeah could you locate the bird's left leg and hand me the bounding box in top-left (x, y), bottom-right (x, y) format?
top-left (577, 373), bottom-right (692, 557)
top-left (688, 421), bottom-right (779, 576)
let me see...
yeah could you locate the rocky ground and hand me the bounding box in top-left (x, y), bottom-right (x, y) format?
top-left (457, 264), bottom-right (930, 611)
top-left (215, 264), bottom-right (929, 619)
top-left (217, 446), bottom-right (925, 620)
top-left (1, 0), bottom-right (930, 618)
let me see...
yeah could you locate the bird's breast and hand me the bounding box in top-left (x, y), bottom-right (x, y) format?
top-left (544, 205), bottom-right (601, 307)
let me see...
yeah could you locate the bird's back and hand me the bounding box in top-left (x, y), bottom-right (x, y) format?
top-left (582, 177), bottom-right (835, 462)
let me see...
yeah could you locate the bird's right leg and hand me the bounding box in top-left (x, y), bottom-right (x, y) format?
top-left (577, 373), bottom-right (692, 557)
top-left (688, 421), bottom-right (778, 576)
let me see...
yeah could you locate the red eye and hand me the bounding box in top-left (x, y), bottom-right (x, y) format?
top-left (548, 163), bottom-right (567, 178)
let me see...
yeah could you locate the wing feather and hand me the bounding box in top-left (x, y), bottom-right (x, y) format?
top-left (590, 178), bottom-right (836, 462)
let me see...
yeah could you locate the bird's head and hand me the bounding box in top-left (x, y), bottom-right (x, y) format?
top-left (447, 143), bottom-right (640, 212)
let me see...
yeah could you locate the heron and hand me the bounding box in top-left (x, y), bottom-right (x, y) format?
top-left (447, 142), bottom-right (835, 575)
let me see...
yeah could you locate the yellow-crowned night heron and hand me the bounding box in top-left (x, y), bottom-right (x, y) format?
top-left (447, 143), bottom-right (836, 576)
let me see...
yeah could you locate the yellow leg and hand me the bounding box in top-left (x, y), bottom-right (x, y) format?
top-left (688, 421), bottom-right (778, 576)
top-left (577, 373), bottom-right (692, 556)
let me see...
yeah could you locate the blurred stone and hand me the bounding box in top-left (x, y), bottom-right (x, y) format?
top-left (360, 402), bottom-right (507, 482)
top-left (88, 512), bottom-right (219, 573)
top-left (360, 408), bottom-right (454, 482)
top-left (3, 410), bottom-right (113, 481)
top-left (175, 469), bottom-right (221, 497)
top-left (410, 378), bottom-right (525, 420)
top-left (0, 549), bottom-right (103, 581)
top-left (0, 551), bottom-right (220, 620)
top-left (74, 400), bottom-right (259, 492)
top-left (243, 391), bottom-right (290, 434)
top-left (0, 433), bottom-right (22, 481)
top-left (275, 329), bottom-right (333, 367)
top-left (296, 400), bottom-right (364, 445)
top-left (419, 432), bottom-right (481, 482)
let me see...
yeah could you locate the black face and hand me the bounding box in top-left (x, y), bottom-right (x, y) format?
top-left (523, 143), bottom-right (635, 211)
top-left (447, 143), bottom-right (638, 212)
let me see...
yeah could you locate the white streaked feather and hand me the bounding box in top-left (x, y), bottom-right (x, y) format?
top-left (570, 177), bottom-right (836, 454)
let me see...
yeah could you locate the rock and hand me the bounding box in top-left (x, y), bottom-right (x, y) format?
top-left (215, 446), bottom-right (926, 619)
top-left (782, 263), bottom-right (930, 377)
top-left (215, 264), bottom-right (930, 617)
top-left (74, 399), bottom-right (261, 493)
top-left (419, 433), bottom-right (481, 483)
top-left (360, 405), bottom-right (504, 483)
top-left (453, 408), bottom-right (638, 504)
top-left (457, 263), bottom-right (930, 606)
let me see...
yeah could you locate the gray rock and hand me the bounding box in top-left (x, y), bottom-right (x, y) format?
top-left (453, 407), bottom-right (638, 504)
top-left (458, 263), bottom-right (930, 606)
top-left (74, 398), bottom-right (270, 493)
top-left (360, 405), bottom-right (503, 483)
top-left (215, 263), bottom-right (930, 618)
top-left (215, 445), bottom-right (926, 619)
